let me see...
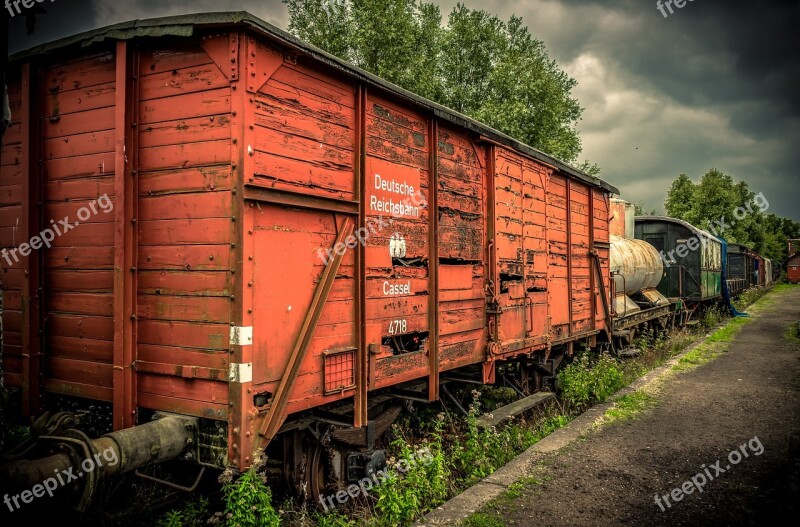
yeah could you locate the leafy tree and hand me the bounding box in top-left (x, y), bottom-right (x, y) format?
top-left (664, 169), bottom-right (800, 266)
top-left (634, 202), bottom-right (657, 216)
top-left (576, 160), bottom-right (601, 177)
top-left (664, 173), bottom-right (697, 224)
top-left (284, 0), bottom-right (584, 163)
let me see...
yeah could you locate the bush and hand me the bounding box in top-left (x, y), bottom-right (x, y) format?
top-left (221, 466), bottom-right (281, 527)
top-left (157, 498), bottom-right (209, 527)
top-left (557, 352), bottom-right (624, 409)
top-left (372, 419), bottom-right (449, 526)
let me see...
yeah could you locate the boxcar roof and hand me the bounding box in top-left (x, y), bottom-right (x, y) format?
top-left (10, 11), bottom-right (619, 194)
top-left (635, 216), bottom-right (723, 245)
top-left (727, 242), bottom-right (753, 252)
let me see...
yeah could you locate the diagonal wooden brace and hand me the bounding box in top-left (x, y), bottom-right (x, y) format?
top-left (258, 217), bottom-right (355, 445)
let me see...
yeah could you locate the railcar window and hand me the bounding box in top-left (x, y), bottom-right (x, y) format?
top-left (645, 236), bottom-right (665, 252)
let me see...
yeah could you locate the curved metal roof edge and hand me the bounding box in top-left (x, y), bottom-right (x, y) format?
top-left (635, 216), bottom-right (724, 243)
top-left (10, 11), bottom-right (620, 194)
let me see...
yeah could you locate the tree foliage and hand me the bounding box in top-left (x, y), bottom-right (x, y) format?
top-left (664, 169), bottom-right (800, 264)
top-left (284, 0), bottom-right (584, 163)
top-left (634, 202), bottom-right (657, 216)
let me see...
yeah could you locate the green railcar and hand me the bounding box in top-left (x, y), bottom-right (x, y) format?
top-left (634, 217), bottom-right (722, 302)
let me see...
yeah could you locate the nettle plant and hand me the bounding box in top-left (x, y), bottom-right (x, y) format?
top-left (372, 419), bottom-right (449, 526)
top-left (220, 455), bottom-right (281, 527)
top-left (557, 352), bottom-right (624, 410)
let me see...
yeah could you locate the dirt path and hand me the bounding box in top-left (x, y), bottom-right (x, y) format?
top-left (476, 286), bottom-right (800, 527)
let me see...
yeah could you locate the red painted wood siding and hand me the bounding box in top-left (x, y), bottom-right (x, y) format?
top-left (0, 76), bottom-right (23, 389)
top-left (135, 43), bottom-right (233, 419)
top-left (249, 56), bottom-right (358, 414)
top-left (41, 52), bottom-right (117, 402)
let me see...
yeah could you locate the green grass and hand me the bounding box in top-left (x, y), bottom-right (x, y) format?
top-left (772, 283), bottom-right (798, 294)
top-left (495, 476), bottom-right (546, 502)
top-left (784, 324), bottom-right (800, 345)
top-left (455, 284), bottom-right (794, 527)
top-left (603, 391), bottom-right (658, 424)
top-left (459, 512), bottom-right (506, 527)
top-left (672, 317), bottom-right (751, 372)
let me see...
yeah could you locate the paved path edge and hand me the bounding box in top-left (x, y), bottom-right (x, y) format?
top-left (415, 311), bottom-right (762, 526)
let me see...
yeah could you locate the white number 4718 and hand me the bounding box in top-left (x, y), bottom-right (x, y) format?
top-left (388, 319), bottom-right (407, 335)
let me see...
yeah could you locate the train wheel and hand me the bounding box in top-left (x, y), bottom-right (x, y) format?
top-left (282, 431), bottom-right (333, 502)
top-left (303, 441), bottom-right (329, 502)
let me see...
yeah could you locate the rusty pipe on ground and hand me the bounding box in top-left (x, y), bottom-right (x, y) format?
top-left (0, 414), bottom-right (197, 510)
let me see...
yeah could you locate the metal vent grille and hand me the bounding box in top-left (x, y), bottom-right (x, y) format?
top-left (323, 348), bottom-right (356, 395)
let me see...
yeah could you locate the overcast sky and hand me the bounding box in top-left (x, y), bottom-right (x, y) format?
top-left (7, 0), bottom-right (799, 220)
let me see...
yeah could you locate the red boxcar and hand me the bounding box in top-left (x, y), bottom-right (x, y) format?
top-left (0, 13), bottom-right (618, 480)
top-left (788, 240), bottom-right (800, 284)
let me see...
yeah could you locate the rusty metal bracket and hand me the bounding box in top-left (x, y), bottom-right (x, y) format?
top-left (244, 36), bottom-right (284, 93)
top-left (590, 250), bottom-right (614, 349)
top-left (258, 217), bottom-right (355, 444)
top-left (201, 32), bottom-right (239, 81)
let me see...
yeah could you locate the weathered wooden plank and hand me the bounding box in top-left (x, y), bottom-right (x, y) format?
top-left (137, 320), bottom-right (230, 350)
top-left (256, 81), bottom-right (355, 128)
top-left (46, 53), bottom-right (115, 93)
top-left (137, 270), bottom-right (230, 296)
top-left (140, 46), bottom-right (214, 76)
top-left (44, 106), bottom-right (115, 139)
top-left (139, 114), bottom-right (231, 148)
top-left (139, 139), bottom-right (231, 171)
top-left (44, 176), bottom-right (115, 201)
top-left (45, 152), bottom-right (116, 180)
top-left (44, 82), bottom-right (115, 117)
top-left (137, 295), bottom-right (231, 323)
top-left (49, 336), bottom-right (112, 364)
top-left (47, 357), bottom-right (113, 387)
top-left (138, 218), bottom-right (231, 245)
top-left (138, 166), bottom-right (232, 195)
top-left (140, 88), bottom-right (231, 124)
top-left (138, 244), bottom-right (231, 271)
top-left (255, 100), bottom-right (354, 149)
top-left (476, 392), bottom-right (556, 428)
top-left (48, 292), bottom-right (113, 316)
top-left (46, 270), bottom-right (114, 291)
top-left (270, 63), bottom-right (355, 108)
top-left (45, 247), bottom-right (114, 269)
top-left (139, 63), bottom-right (230, 101)
top-left (139, 191), bottom-right (232, 221)
top-left (138, 374), bottom-right (229, 404)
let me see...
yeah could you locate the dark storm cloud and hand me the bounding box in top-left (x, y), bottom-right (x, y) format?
top-left (434, 0), bottom-right (800, 219)
top-left (7, 0), bottom-right (288, 51)
top-left (6, 0), bottom-right (799, 219)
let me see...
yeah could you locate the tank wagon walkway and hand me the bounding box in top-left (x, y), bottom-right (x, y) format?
top-left (431, 286), bottom-right (800, 527)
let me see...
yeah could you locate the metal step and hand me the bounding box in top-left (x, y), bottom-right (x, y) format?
top-left (476, 392), bottom-right (556, 428)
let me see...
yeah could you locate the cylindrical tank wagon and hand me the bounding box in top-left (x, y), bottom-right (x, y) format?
top-left (0, 12), bottom-right (619, 503)
top-left (607, 200), bottom-right (671, 341)
top-left (609, 236), bottom-right (665, 304)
